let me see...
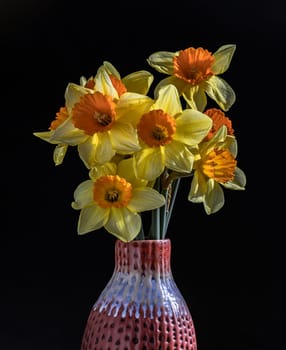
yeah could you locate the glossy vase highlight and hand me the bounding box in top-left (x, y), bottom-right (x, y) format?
top-left (81, 239), bottom-right (197, 350)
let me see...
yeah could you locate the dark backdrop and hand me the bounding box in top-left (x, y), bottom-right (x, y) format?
top-left (1, 1), bottom-right (282, 349)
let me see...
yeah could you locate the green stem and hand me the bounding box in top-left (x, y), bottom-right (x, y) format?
top-left (160, 188), bottom-right (168, 239)
top-left (135, 223), bottom-right (145, 240)
top-left (163, 178), bottom-right (181, 239)
top-left (149, 207), bottom-right (160, 240)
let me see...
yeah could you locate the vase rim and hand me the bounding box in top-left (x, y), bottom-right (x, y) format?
top-left (117, 238), bottom-right (170, 243)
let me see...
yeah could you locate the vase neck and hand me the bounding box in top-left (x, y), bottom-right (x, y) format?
top-left (114, 239), bottom-right (171, 275)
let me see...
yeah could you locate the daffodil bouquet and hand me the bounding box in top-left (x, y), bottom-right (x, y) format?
top-left (34, 44), bottom-right (246, 242)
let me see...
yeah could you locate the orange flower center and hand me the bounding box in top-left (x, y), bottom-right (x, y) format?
top-left (173, 47), bottom-right (214, 86)
top-left (201, 148), bottom-right (237, 183)
top-left (49, 106), bottom-right (69, 130)
top-left (93, 175), bottom-right (132, 208)
top-left (109, 74), bottom-right (127, 97)
top-left (72, 92), bottom-right (116, 135)
top-left (204, 108), bottom-right (234, 141)
top-left (84, 78), bottom-right (95, 89)
top-left (137, 109), bottom-right (176, 147)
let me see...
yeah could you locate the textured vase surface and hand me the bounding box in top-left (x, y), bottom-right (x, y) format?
top-left (81, 239), bottom-right (197, 350)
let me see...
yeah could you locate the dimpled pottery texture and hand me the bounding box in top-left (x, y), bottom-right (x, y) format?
top-left (81, 239), bottom-right (197, 350)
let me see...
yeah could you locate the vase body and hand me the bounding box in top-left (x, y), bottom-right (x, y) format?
top-left (81, 239), bottom-right (197, 350)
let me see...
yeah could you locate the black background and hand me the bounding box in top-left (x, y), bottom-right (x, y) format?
top-left (1, 0), bottom-right (282, 349)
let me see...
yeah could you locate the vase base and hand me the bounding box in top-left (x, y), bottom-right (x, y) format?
top-left (81, 308), bottom-right (197, 350)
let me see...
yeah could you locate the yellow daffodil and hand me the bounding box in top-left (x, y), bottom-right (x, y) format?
top-left (33, 106), bottom-right (70, 165)
top-left (147, 44), bottom-right (236, 112)
top-left (132, 84), bottom-right (213, 181)
top-left (71, 158), bottom-right (165, 242)
top-left (34, 68), bottom-right (153, 168)
top-left (79, 61), bottom-right (154, 96)
top-left (188, 125), bottom-right (246, 214)
top-left (97, 61), bottom-right (154, 95)
top-left (33, 44), bottom-right (247, 241)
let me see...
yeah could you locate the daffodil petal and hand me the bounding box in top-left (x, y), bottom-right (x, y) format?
top-left (134, 147), bottom-right (165, 181)
top-left (152, 84), bottom-right (182, 116)
top-left (182, 85), bottom-right (207, 111)
top-left (153, 76), bottom-right (182, 99)
top-left (118, 158), bottom-right (147, 187)
top-left (204, 76), bottom-right (236, 111)
top-left (204, 180), bottom-right (225, 214)
top-left (64, 83), bottom-right (88, 111)
top-left (51, 119), bottom-right (88, 145)
top-left (188, 171), bottom-right (207, 203)
top-left (223, 167), bottom-right (246, 190)
top-left (77, 205), bottom-right (109, 235)
top-left (212, 44), bottom-right (236, 75)
top-left (147, 51), bottom-right (175, 74)
top-left (200, 125), bottom-right (227, 156)
top-left (110, 122), bottom-right (141, 154)
top-left (102, 61), bottom-right (121, 79)
top-left (122, 70), bottom-right (154, 95)
top-left (116, 92), bottom-right (153, 125)
top-left (105, 207), bottom-right (141, 242)
top-left (174, 109), bottom-right (212, 145)
top-left (165, 142), bottom-right (194, 173)
top-left (78, 134), bottom-right (115, 168)
top-left (128, 187), bottom-right (165, 212)
top-left (53, 144), bottom-right (68, 165)
top-left (94, 68), bottom-right (118, 99)
top-left (89, 162), bottom-right (117, 181)
top-left (224, 135), bottom-right (237, 158)
top-left (72, 180), bottom-right (94, 210)
top-left (33, 131), bottom-right (57, 144)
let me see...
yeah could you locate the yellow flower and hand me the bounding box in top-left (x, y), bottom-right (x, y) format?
top-left (97, 61), bottom-right (154, 95)
top-left (71, 158), bottom-right (165, 241)
top-left (33, 106), bottom-right (72, 165)
top-left (147, 44), bottom-right (236, 112)
top-left (34, 68), bottom-right (153, 168)
top-left (132, 84), bottom-right (213, 181)
top-left (188, 125), bottom-right (246, 214)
